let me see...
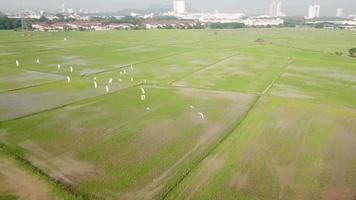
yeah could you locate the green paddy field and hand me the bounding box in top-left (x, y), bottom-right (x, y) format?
top-left (0, 28), bottom-right (355, 200)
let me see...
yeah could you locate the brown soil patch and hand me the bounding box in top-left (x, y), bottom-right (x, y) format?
top-left (322, 186), bottom-right (355, 200)
top-left (19, 140), bottom-right (95, 185)
top-left (0, 158), bottom-right (53, 200)
top-left (229, 172), bottom-right (249, 190)
top-left (274, 163), bottom-right (296, 200)
top-left (275, 163), bottom-right (295, 189)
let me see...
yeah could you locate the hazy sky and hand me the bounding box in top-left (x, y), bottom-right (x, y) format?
top-left (1, 0), bottom-right (356, 16)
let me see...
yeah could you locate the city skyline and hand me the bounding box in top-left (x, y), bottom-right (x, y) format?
top-left (269, 1), bottom-right (284, 17)
top-left (1, 0), bottom-right (356, 16)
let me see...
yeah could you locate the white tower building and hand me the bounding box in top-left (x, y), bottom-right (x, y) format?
top-left (269, 1), bottom-right (283, 17)
top-left (61, 4), bottom-right (66, 13)
top-left (308, 5), bottom-right (320, 18)
top-left (336, 8), bottom-right (344, 18)
top-left (173, 0), bottom-right (187, 14)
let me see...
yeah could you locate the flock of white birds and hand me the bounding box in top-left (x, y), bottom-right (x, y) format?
top-left (14, 37), bottom-right (206, 120)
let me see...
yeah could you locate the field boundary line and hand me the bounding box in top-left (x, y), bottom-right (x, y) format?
top-left (87, 51), bottom-right (193, 76)
top-left (262, 58), bottom-right (292, 95)
top-left (0, 63), bottom-right (68, 77)
top-left (0, 74), bottom-right (102, 95)
top-left (169, 53), bottom-right (240, 86)
top-left (0, 38), bottom-right (63, 45)
top-left (0, 80), bottom-right (66, 94)
top-left (149, 84), bottom-right (260, 96)
top-left (160, 94), bottom-right (261, 200)
top-left (270, 42), bottom-right (330, 55)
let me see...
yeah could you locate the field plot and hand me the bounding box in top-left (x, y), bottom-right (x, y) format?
top-left (173, 51), bottom-right (290, 92)
top-left (0, 31), bottom-right (188, 78)
top-left (0, 76), bottom-right (136, 121)
top-left (0, 87), bottom-right (255, 199)
top-left (0, 29), bottom-right (356, 200)
top-left (167, 96), bottom-right (356, 200)
top-left (262, 29), bottom-right (355, 54)
top-left (269, 55), bottom-right (356, 108)
top-left (132, 48), bottom-right (240, 86)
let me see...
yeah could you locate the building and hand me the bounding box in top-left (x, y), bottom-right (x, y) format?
top-left (197, 11), bottom-right (245, 23)
top-left (308, 5), bottom-right (320, 18)
top-left (173, 0), bottom-right (189, 14)
top-left (342, 20), bottom-right (356, 25)
top-left (243, 17), bottom-right (284, 26)
top-left (336, 8), bottom-right (344, 18)
top-left (61, 4), bottom-right (66, 13)
top-left (269, 1), bottom-right (283, 17)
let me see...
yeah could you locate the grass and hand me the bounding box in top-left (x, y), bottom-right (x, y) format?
top-left (167, 96), bottom-right (356, 200)
top-left (1, 87), bottom-right (255, 199)
top-left (0, 28), bottom-right (355, 199)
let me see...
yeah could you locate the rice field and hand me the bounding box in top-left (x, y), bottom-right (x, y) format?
top-left (0, 28), bottom-right (355, 200)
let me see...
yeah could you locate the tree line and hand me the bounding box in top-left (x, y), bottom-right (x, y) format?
top-left (0, 13), bottom-right (22, 29)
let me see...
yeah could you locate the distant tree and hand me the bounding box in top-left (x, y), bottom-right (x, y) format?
top-left (335, 51), bottom-right (343, 56)
top-left (89, 16), bottom-right (102, 21)
top-left (38, 16), bottom-right (48, 22)
top-left (0, 14), bottom-right (21, 29)
top-left (118, 16), bottom-right (141, 25)
top-left (255, 38), bottom-right (265, 43)
top-left (193, 23), bottom-right (205, 29)
top-left (283, 21), bottom-right (296, 27)
top-left (54, 13), bottom-right (65, 21)
top-left (314, 23), bottom-right (324, 29)
top-left (210, 22), bottom-right (244, 29)
top-left (153, 16), bottom-right (178, 20)
top-left (349, 48), bottom-right (356, 57)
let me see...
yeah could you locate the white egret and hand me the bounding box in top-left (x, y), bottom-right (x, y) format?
top-left (198, 112), bottom-right (205, 119)
top-left (141, 94), bottom-right (146, 101)
top-left (140, 87), bottom-right (146, 94)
